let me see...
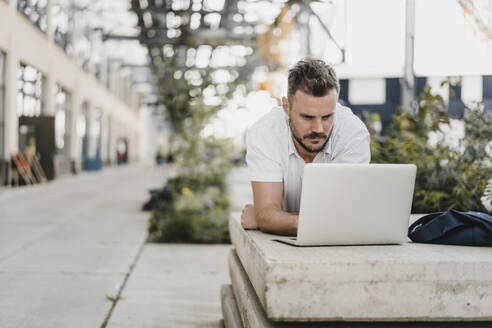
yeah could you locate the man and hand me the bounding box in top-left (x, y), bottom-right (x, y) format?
top-left (241, 58), bottom-right (370, 236)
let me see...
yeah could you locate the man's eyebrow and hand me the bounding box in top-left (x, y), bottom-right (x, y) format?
top-left (299, 113), bottom-right (334, 118)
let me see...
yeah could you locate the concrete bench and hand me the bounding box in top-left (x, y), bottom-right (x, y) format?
top-left (222, 212), bottom-right (492, 327)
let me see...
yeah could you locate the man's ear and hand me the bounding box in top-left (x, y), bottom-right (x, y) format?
top-left (281, 96), bottom-right (289, 116)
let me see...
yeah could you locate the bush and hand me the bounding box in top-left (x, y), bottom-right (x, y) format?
top-left (147, 173), bottom-right (230, 243)
top-left (366, 85), bottom-right (492, 214)
top-left (143, 52), bottom-right (249, 243)
top-left (142, 171), bottom-right (227, 212)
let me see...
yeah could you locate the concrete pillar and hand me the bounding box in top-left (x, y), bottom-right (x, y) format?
top-left (8, 0), bottom-right (16, 10)
top-left (99, 55), bottom-right (108, 86)
top-left (131, 131), bottom-right (138, 162)
top-left (0, 53), bottom-right (5, 161)
top-left (84, 102), bottom-right (94, 163)
top-left (111, 119), bottom-right (119, 164)
top-left (116, 63), bottom-right (123, 101)
top-left (138, 105), bottom-right (151, 164)
top-left (46, 0), bottom-right (55, 42)
top-left (100, 112), bottom-right (109, 165)
top-left (45, 0), bottom-right (57, 118)
top-left (106, 114), bottom-right (112, 165)
top-left (109, 61), bottom-right (118, 95)
top-left (87, 30), bottom-right (100, 77)
top-left (42, 74), bottom-right (56, 116)
top-left (401, 0), bottom-right (416, 111)
top-left (133, 132), bottom-right (138, 162)
top-left (70, 86), bottom-right (83, 172)
top-left (4, 40), bottom-right (19, 157)
top-left (125, 77), bottom-right (131, 106)
top-left (122, 76), bottom-right (128, 105)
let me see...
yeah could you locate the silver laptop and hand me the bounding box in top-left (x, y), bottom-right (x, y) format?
top-left (275, 163), bottom-right (416, 246)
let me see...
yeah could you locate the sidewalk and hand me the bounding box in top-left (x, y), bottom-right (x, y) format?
top-left (0, 164), bottom-right (166, 327)
top-left (105, 168), bottom-right (251, 328)
top-left (0, 164), bottom-right (248, 328)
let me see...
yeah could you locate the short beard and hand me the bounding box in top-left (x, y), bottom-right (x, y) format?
top-left (289, 118), bottom-right (330, 153)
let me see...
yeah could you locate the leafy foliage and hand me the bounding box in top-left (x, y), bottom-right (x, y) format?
top-left (366, 86), bottom-right (492, 214)
top-left (147, 173), bottom-right (230, 243)
top-left (144, 54), bottom-right (248, 243)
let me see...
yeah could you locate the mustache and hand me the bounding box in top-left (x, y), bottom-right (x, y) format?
top-left (303, 132), bottom-right (327, 139)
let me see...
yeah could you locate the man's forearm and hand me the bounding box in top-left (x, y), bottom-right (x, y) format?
top-left (256, 206), bottom-right (298, 236)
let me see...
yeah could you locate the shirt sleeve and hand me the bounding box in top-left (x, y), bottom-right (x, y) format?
top-left (245, 128), bottom-right (283, 182)
top-left (332, 123), bottom-right (371, 164)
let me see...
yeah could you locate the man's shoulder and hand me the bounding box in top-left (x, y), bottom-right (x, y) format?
top-left (245, 107), bottom-right (287, 180)
top-left (335, 103), bottom-right (369, 136)
top-left (247, 107), bottom-right (288, 139)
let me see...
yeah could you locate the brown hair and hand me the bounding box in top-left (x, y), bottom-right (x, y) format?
top-left (287, 58), bottom-right (339, 101)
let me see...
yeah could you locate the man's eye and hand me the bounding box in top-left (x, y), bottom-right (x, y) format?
top-left (322, 115), bottom-right (332, 120)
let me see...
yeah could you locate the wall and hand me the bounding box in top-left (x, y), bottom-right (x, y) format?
top-left (0, 0), bottom-right (142, 179)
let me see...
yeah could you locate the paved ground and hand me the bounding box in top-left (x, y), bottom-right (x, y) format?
top-left (106, 167), bottom-right (252, 328)
top-left (0, 164), bottom-right (249, 328)
top-left (106, 244), bottom-right (231, 328)
top-left (0, 164), bottom-right (163, 327)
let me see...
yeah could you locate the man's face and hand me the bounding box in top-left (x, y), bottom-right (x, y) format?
top-left (282, 89), bottom-right (337, 154)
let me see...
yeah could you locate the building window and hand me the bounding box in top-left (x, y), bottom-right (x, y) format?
top-left (348, 78), bottom-right (386, 105)
top-left (55, 85), bottom-right (71, 155)
top-left (17, 0), bottom-right (48, 32)
top-left (0, 51), bottom-right (5, 159)
top-left (17, 63), bottom-right (43, 117)
top-left (461, 76), bottom-right (483, 107)
top-left (53, 0), bottom-right (74, 55)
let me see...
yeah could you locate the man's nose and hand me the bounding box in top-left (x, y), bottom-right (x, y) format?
top-left (311, 119), bottom-right (324, 133)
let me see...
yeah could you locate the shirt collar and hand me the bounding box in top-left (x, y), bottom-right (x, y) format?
top-left (288, 126), bottom-right (296, 155)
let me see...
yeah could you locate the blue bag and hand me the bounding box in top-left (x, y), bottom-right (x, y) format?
top-left (408, 209), bottom-right (492, 246)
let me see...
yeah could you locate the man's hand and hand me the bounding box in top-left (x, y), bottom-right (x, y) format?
top-left (241, 204), bottom-right (258, 229)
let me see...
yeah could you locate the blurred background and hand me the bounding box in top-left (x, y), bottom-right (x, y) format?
top-left (0, 0), bottom-right (491, 181)
top-left (0, 0), bottom-right (491, 327)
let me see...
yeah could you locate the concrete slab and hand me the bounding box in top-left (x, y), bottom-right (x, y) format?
top-left (229, 212), bottom-right (492, 322)
top-left (229, 249), bottom-right (277, 328)
top-left (106, 244), bottom-right (231, 328)
top-left (221, 284), bottom-right (243, 328)
top-left (229, 249), bottom-right (492, 328)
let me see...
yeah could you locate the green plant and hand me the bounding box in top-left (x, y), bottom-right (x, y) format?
top-left (366, 85), bottom-right (492, 214)
top-left (144, 51), bottom-right (250, 243)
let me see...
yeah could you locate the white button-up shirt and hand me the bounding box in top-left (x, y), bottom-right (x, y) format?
top-left (246, 103), bottom-right (370, 212)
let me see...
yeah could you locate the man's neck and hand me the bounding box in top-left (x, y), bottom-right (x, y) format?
top-left (292, 137), bottom-right (318, 163)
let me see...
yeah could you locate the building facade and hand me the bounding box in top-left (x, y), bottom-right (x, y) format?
top-left (0, 0), bottom-right (142, 184)
top-left (339, 75), bottom-right (492, 129)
